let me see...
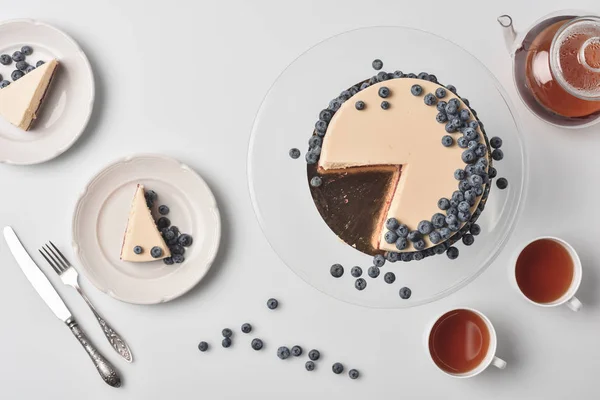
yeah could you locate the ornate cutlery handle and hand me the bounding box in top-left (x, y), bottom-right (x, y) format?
top-left (66, 317), bottom-right (122, 388)
top-left (76, 286), bottom-right (133, 362)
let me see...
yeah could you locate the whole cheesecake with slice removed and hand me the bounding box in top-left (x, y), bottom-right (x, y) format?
top-left (120, 184), bottom-right (171, 262)
top-left (0, 59), bottom-right (59, 130)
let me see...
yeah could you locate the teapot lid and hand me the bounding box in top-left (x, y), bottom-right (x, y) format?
top-left (550, 16), bottom-right (600, 101)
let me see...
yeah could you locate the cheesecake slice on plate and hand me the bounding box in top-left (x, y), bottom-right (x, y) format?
top-left (0, 59), bottom-right (59, 130)
top-left (120, 184), bottom-right (171, 262)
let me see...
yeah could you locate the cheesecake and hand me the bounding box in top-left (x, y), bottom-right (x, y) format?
top-left (120, 185), bottom-right (171, 262)
top-left (0, 59), bottom-right (59, 130)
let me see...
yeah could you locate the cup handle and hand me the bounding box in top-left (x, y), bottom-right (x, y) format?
top-left (566, 296), bottom-right (582, 312)
top-left (492, 356), bottom-right (507, 370)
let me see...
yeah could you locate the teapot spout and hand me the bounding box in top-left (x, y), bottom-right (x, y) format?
top-left (497, 15), bottom-right (517, 54)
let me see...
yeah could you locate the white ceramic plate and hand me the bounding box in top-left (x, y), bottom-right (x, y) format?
top-left (72, 154), bottom-right (221, 304)
top-left (0, 19), bottom-right (94, 165)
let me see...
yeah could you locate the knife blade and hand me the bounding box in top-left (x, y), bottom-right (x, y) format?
top-left (3, 226), bottom-right (71, 321)
top-left (3, 226), bottom-right (121, 388)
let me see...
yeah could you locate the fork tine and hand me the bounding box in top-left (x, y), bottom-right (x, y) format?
top-left (43, 244), bottom-right (68, 273)
top-left (48, 241), bottom-right (72, 267)
top-left (39, 249), bottom-right (62, 275)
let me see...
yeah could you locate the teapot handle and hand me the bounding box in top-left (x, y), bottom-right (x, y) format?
top-left (497, 15), bottom-right (517, 54)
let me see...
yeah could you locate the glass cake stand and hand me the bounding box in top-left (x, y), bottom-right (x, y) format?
top-left (248, 26), bottom-right (528, 308)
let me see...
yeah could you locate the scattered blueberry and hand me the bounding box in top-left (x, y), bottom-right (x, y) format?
top-left (438, 198), bottom-right (450, 210)
top-left (11, 70), bottom-right (24, 81)
top-left (267, 298), bottom-right (279, 310)
top-left (0, 54), bottom-right (11, 65)
top-left (460, 109), bottom-right (471, 121)
top-left (35, 60), bottom-right (45, 67)
top-left (372, 59), bottom-right (383, 70)
top-left (368, 266), bottom-right (380, 278)
top-left (251, 338), bottom-right (264, 350)
top-left (11, 51), bottom-right (24, 62)
top-left (488, 167), bottom-right (497, 179)
top-left (351, 266), bottom-right (363, 278)
top-left (373, 254), bottom-right (385, 267)
top-left (435, 87), bottom-right (447, 98)
top-left (395, 237), bottom-right (408, 250)
top-left (163, 257), bottom-right (174, 265)
top-left (447, 247), bottom-right (459, 260)
top-left (0, 80), bottom-right (10, 89)
top-left (378, 87), bottom-right (390, 98)
top-left (277, 346), bottom-right (291, 359)
top-left (309, 349), bottom-right (320, 361)
top-left (21, 46), bottom-right (33, 56)
top-left (291, 345), bottom-right (303, 357)
top-left (496, 177), bottom-right (508, 189)
top-left (222, 328), bottom-right (233, 338)
top-left (355, 100), bottom-right (366, 110)
top-left (133, 246), bottom-right (143, 255)
top-left (399, 287), bottom-right (412, 299)
top-left (424, 93), bottom-right (437, 106)
top-left (470, 224), bottom-right (481, 236)
top-left (462, 149), bottom-right (476, 164)
top-left (436, 112), bottom-right (448, 123)
top-left (380, 101), bottom-right (390, 110)
top-left (411, 84), bottom-right (423, 96)
top-left (429, 230), bottom-right (442, 244)
top-left (332, 363), bottom-right (344, 374)
top-left (241, 323), bottom-right (252, 334)
top-left (289, 148), bottom-right (301, 159)
top-left (198, 341), bottom-right (209, 352)
top-left (384, 272), bottom-right (396, 284)
top-left (222, 337), bottom-right (232, 348)
top-left (384, 230), bottom-right (398, 244)
top-left (15, 61), bottom-right (28, 71)
top-left (330, 263), bottom-right (344, 278)
top-left (418, 220), bottom-right (434, 235)
top-left (170, 245), bottom-right (185, 256)
top-left (150, 246), bottom-right (163, 258)
top-left (490, 137), bottom-right (503, 148)
top-left (462, 234), bottom-right (475, 246)
top-left (157, 217), bottom-right (171, 230)
top-left (442, 135), bottom-right (454, 147)
top-left (172, 254), bottom-right (185, 263)
top-left (25, 65), bottom-right (35, 74)
top-left (310, 176), bottom-right (323, 188)
top-left (349, 369), bottom-right (360, 379)
top-left (355, 278), bottom-right (367, 291)
top-left (492, 149), bottom-right (504, 161)
top-left (305, 361), bottom-right (316, 371)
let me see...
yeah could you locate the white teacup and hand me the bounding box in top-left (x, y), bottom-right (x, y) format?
top-left (512, 236), bottom-right (582, 312)
top-left (425, 308), bottom-right (507, 378)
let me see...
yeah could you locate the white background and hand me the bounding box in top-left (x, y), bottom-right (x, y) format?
top-left (0, 0), bottom-right (599, 399)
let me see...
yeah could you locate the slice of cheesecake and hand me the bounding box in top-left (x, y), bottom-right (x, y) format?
top-left (0, 59), bottom-right (59, 131)
top-left (120, 184), bottom-right (171, 262)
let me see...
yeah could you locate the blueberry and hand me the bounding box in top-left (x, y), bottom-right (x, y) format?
top-left (222, 337), bottom-right (232, 348)
top-left (407, 230), bottom-right (421, 242)
top-left (438, 198), bottom-right (451, 210)
top-left (474, 186), bottom-right (484, 196)
top-left (163, 257), bottom-right (174, 265)
top-left (424, 93), bottom-right (437, 106)
top-left (456, 137), bottom-right (468, 148)
top-left (308, 136), bottom-right (322, 148)
top-left (406, 73), bottom-right (417, 78)
top-left (169, 226), bottom-right (180, 236)
top-left (158, 205), bottom-right (170, 215)
top-left (445, 122), bottom-right (456, 133)
top-left (319, 109), bottom-right (333, 122)
top-left (11, 70), bottom-right (24, 81)
top-left (315, 120), bottom-right (328, 134)
top-left (157, 217), bottom-right (171, 230)
top-left (462, 149), bottom-right (476, 164)
top-left (251, 338), bottom-right (264, 350)
top-left (446, 207), bottom-right (458, 217)
top-left (454, 169), bottom-right (466, 181)
top-left (349, 369), bottom-right (360, 379)
top-left (413, 239), bottom-right (426, 251)
top-left (435, 112), bottom-right (447, 124)
top-left (291, 345), bottom-right (303, 357)
top-left (492, 149), bottom-right (504, 161)
top-left (428, 74), bottom-right (438, 83)
top-left (470, 224), bottom-right (481, 235)
top-left (383, 272), bottom-right (396, 284)
top-left (445, 214), bottom-right (458, 227)
top-left (418, 220), bottom-right (434, 235)
top-left (400, 252), bottom-right (414, 262)
top-left (277, 346), bottom-right (292, 359)
top-left (463, 98), bottom-right (470, 106)
top-left (457, 210), bottom-right (471, 222)
top-left (411, 84), bottom-right (423, 96)
top-left (464, 190), bottom-right (477, 205)
top-left (308, 349), bottom-right (321, 361)
top-left (368, 266), bottom-right (380, 278)
top-left (16, 60), bottom-right (28, 71)
top-left (386, 251), bottom-right (400, 262)
top-left (381, 101), bottom-right (390, 110)
top-left (442, 135), bottom-right (454, 147)
top-left (435, 102), bottom-right (447, 113)
top-left (446, 247), bottom-right (459, 260)
top-left (378, 87), bottom-right (390, 98)
top-left (429, 230), bottom-right (443, 244)
top-left (433, 245), bottom-right (447, 255)
top-left (462, 234), bottom-right (475, 246)
top-left (475, 144), bottom-right (487, 158)
top-left (355, 100), bottom-right (366, 110)
top-left (417, 72), bottom-right (429, 80)
top-left (222, 328), bottom-right (233, 338)
top-left (267, 298), bottom-right (279, 309)
top-left (355, 278), bottom-right (367, 291)
top-left (445, 103), bottom-right (458, 115)
top-left (305, 151), bottom-right (318, 164)
top-left (310, 176), bottom-right (323, 188)
top-left (377, 71), bottom-right (389, 82)
top-left (446, 84), bottom-right (457, 93)
top-left (351, 266), bottom-right (363, 278)
top-left (197, 341), bottom-right (209, 352)
top-left (469, 120), bottom-right (480, 130)
top-left (395, 237), bottom-right (408, 250)
top-left (172, 254), bottom-right (185, 263)
top-left (150, 246), bottom-right (163, 258)
top-left (332, 363), bottom-right (344, 374)
top-left (163, 229), bottom-right (176, 242)
top-left (490, 137), bottom-right (503, 149)
top-left (0, 54), bottom-right (11, 65)
top-left (460, 109), bottom-right (471, 121)
top-left (384, 230), bottom-right (398, 244)
top-left (0, 80), bottom-right (10, 89)
top-left (414, 251), bottom-right (425, 261)
top-left (305, 361), bottom-right (316, 371)
top-left (373, 254), bottom-right (385, 267)
top-left (450, 118), bottom-right (462, 129)
top-left (468, 140), bottom-right (479, 150)
top-left (241, 323), bottom-right (252, 334)
top-left (339, 90), bottom-right (351, 101)
top-left (452, 191), bottom-right (465, 202)
top-left (496, 177), bottom-right (508, 189)
top-left (330, 264), bottom-right (344, 278)
top-left (488, 167), bottom-right (497, 179)
top-left (399, 287), bottom-right (412, 299)
top-left (170, 245), bottom-right (185, 256)
top-left (392, 70), bottom-right (404, 78)
top-left (458, 179), bottom-right (471, 192)
top-left (11, 51), bottom-right (24, 62)
top-left (394, 224), bottom-right (408, 238)
top-left (468, 174), bottom-right (483, 188)
top-left (439, 227), bottom-right (452, 239)
top-left (383, 218), bottom-right (399, 231)
top-left (435, 87), bottom-right (447, 98)
top-left (25, 65), bottom-right (35, 73)
top-left (463, 128), bottom-right (478, 141)
top-left (372, 59), bottom-right (383, 70)
top-left (432, 213), bottom-right (446, 229)
top-left (133, 246), bottom-right (143, 254)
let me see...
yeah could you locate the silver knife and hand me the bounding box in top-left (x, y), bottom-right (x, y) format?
top-left (3, 226), bottom-right (121, 388)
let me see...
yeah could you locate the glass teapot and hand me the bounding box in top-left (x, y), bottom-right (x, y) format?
top-left (498, 11), bottom-right (600, 128)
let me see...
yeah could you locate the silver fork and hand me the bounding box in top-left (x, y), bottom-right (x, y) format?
top-left (39, 242), bottom-right (133, 363)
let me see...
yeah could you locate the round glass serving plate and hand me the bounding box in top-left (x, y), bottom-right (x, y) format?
top-left (248, 26), bottom-right (528, 308)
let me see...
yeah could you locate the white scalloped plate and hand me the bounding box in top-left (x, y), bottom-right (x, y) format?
top-left (72, 154), bottom-right (221, 304)
top-left (0, 19), bottom-right (94, 165)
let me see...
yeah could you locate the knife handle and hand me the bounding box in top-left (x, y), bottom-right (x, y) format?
top-left (66, 317), bottom-right (122, 387)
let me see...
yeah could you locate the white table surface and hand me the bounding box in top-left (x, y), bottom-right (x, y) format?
top-left (0, 0), bottom-right (599, 398)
